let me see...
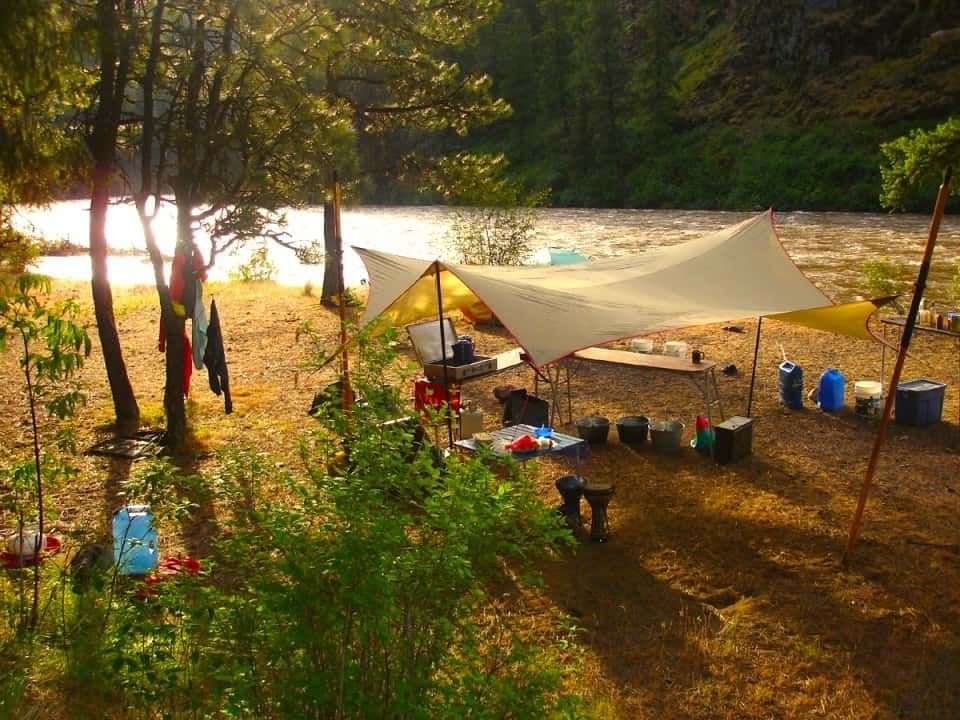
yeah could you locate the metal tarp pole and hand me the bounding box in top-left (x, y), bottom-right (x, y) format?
top-left (843, 166), bottom-right (952, 565)
top-left (434, 261), bottom-right (455, 447)
top-left (747, 317), bottom-right (763, 417)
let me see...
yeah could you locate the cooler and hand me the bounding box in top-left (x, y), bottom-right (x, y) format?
top-left (714, 416), bottom-right (754, 464)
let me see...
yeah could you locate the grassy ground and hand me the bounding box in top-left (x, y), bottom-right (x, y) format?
top-left (1, 279), bottom-right (959, 719)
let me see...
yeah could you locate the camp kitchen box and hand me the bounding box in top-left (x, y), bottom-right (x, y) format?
top-left (714, 416), bottom-right (753, 465)
top-left (407, 318), bottom-right (497, 381)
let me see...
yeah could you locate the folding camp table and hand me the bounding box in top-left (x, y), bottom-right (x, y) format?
top-left (570, 347), bottom-right (726, 438)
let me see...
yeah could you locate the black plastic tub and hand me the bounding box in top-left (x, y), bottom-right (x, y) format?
top-left (576, 416), bottom-right (610, 444)
top-left (616, 416), bottom-right (649, 444)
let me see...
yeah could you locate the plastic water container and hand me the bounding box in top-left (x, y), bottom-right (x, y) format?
top-left (817, 368), bottom-right (845, 412)
top-left (112, 505), bottom-right (158, 575)
top-left (854, 380), bottom-right (882, 417)
top-left (459, 405), bottom-right (484, 439)
top-left (779, 361), bottom-right (803, 409)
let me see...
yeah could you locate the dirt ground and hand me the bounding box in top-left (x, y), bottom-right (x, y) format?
top-left (2, 279), bottom-right (959, 719)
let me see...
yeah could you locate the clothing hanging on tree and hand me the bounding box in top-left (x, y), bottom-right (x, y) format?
top-left (192, 281), bottom-right (208, 370)
top-left (203, 299), bottom-right (233, 414)
top-left (157, 244), bottom-right (207, 397)
top-left (158, 329), bottom-right (193, 396)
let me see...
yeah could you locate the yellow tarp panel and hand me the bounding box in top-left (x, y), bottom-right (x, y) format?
top-left (765, 298), bottom-right (894, 343)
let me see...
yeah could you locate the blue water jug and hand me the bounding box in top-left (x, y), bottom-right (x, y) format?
top-left (112, 505), bottom-right (158, 575)
top-left (779, 361), bottom-right (804, 409)
top-left (818, 368), bottom-right (845, 412)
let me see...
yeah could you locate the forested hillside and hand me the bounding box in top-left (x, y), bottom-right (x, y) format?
top-left (436, 0), bottom-right (960, 210)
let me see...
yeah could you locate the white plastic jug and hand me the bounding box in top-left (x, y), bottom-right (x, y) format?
top-left (112, 505), bottom-right (158, 575)
top-left (663, 341), bottom-right (688, 358)
top-left (460, 406), bottom-right (484, 439)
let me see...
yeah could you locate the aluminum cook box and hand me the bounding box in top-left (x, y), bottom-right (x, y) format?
top-left (406, 318), bottom-right (497, 381)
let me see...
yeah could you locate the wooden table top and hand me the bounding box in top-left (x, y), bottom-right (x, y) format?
top-left (572, 346), bottom-right (717, 374)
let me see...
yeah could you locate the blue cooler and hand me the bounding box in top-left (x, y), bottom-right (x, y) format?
top-left (779, 361), bottom-right (804, 409)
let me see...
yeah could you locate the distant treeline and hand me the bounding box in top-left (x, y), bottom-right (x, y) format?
top-left (361, 0), bottom-right (960, 211)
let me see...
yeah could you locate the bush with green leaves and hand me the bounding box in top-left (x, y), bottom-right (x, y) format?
top-left (862, 256), bottom-right (908, 300)
top-left (0, 273), bottom-right (88, 631)
top-left (229, 244), bottom-right (277, 282)
top-left (429, 153), bottom-right (548, 266)
top-left (0, 325), bottom-right (587, 718)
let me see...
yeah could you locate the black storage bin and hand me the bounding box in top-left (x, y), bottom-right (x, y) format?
top-left (714, 416), bottom-right (753, 464)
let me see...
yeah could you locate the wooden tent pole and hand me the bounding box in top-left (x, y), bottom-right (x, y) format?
top-left (434, 260), bottom-right (455, 447)
top-left (843, 166), bottom-right (952, 566)
top-left (333, 173), bottom-right (353, 417)
top-left (747, 316), bottom-right (763, 417)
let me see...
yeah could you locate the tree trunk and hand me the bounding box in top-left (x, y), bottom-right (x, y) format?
top-left (322, 201), bottom-right (338, 305)
top-left (88, 0), bottom-right (140, 435)
top-left (163, 312), bottom-right (188, 445)
top-left (161, 199), bottom-right (195, 446)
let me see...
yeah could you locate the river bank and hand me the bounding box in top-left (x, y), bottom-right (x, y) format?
top-left (13, 202), bottom-right (960, 303)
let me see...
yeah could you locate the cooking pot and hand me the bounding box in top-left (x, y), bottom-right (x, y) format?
top-left (575, 416), bottom-right (610, 444)
top-left (616, 416), bottom-right (649, 444)
top-left (650, 420), bottom-right (684, 450)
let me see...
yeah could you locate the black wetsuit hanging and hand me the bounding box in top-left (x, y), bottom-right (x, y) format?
top-left (202, 299), bottom-right (233, 414)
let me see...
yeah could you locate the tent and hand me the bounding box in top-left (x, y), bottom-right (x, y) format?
top-left (358, 210), bottom-right (860, 368)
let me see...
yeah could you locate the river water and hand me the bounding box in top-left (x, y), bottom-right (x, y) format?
top-left (11, 200), bottom-right (960, 304)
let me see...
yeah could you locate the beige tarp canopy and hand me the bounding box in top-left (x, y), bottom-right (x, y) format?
top-left (358, 210), bottom-right (873, 368)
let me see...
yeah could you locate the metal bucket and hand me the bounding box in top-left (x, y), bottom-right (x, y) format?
top-left (650, 421), bottom-right (684, 450)
top-left (616, 416), bottom-right (649, 444)
top-left (575, 416), bottom-right (610, 444)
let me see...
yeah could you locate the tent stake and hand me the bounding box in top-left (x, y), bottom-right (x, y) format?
top-left (747, 316), bottom-right (763, 417)
top-left (843, 166), bottom-right (952, 566)
top-left (434, 260), bottom-right (455, 447)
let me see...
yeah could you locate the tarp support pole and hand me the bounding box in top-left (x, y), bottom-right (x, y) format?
top-left (843, 166), bottom-right (952, 566)
top-left (434, 260), bottom-right (455, 448)
top-left (747, 317), bottom-right (763, 417)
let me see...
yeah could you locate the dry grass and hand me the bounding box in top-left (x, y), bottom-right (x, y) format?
top-left (1, 278), bottom-right (959, 719)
